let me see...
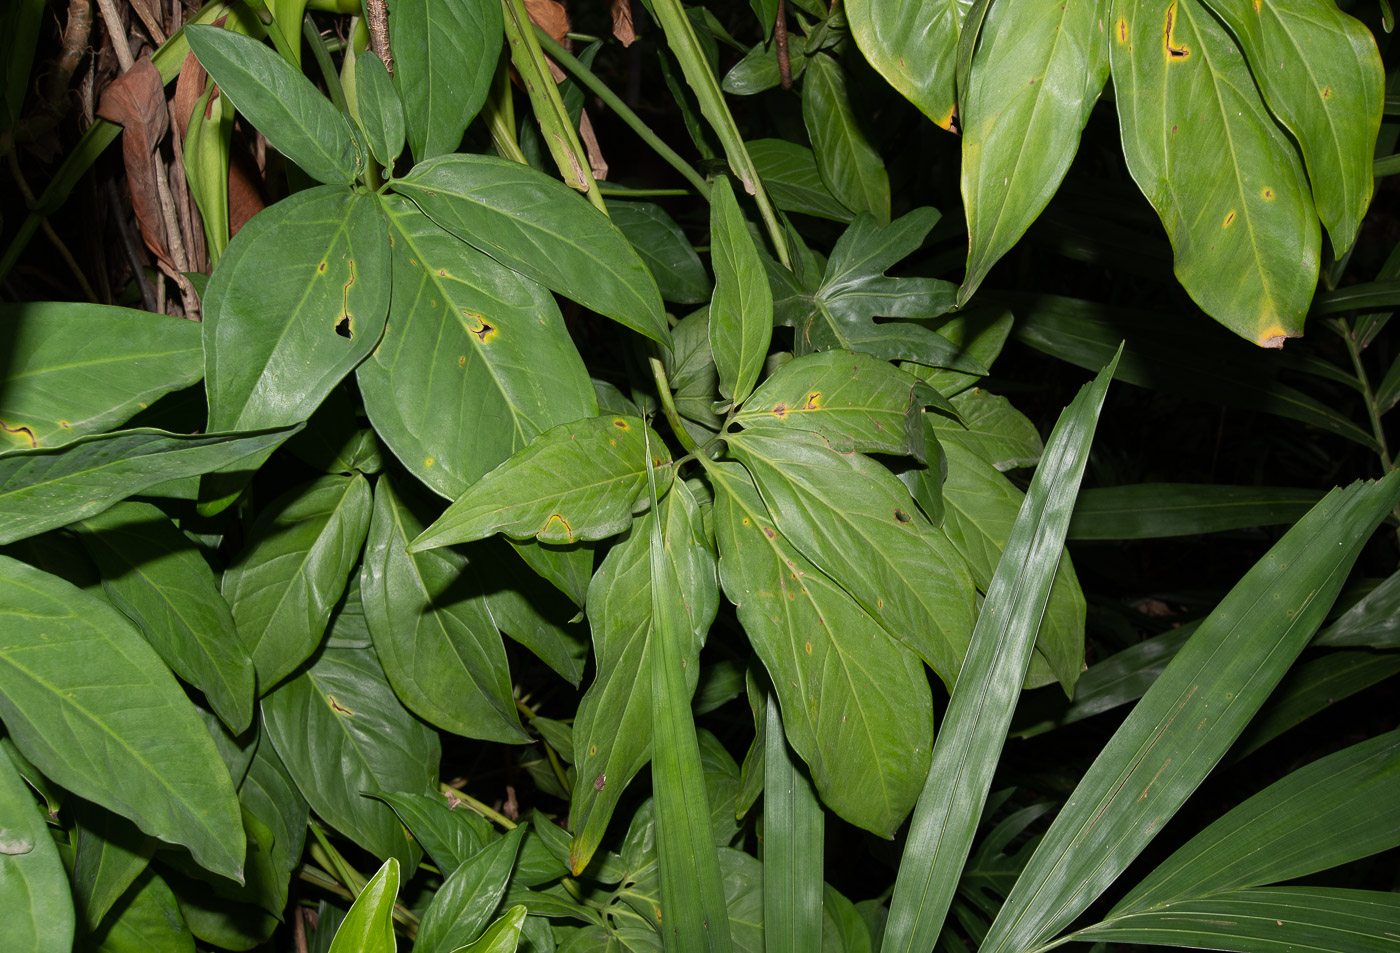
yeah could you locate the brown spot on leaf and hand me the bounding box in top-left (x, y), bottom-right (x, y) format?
top-left (894, 509), bottom-right (911, 523)
top-left (1116, 16), bottom-right (1129, 43)
top-left (613, 418), bottom-right (630, 429)
top-left (762, 526), bottom-right (777, 539)
top-left (1322, 86), bottom-right (1331, 99)
top-left (594, 773), bottom-right (607, 791)
top-left (1223, 210), bottom-right (1236, 228)
top-left (1164, 3), bottom-right (1190, 59)
top-left (771, 403), bottom-right (788, 419)
top-left (0, 420), bottom-right (37, 448)
top-left (327, 695), bottom-right (354, 715)
top-left (1262, 187), bottom-right (1275, 200)
top-left (803, 392), bottom-right (822, 410)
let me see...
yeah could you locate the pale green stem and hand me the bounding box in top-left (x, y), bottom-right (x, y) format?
top-left (439, 782), bottom-right (519, 829)
top-left (1334, 316), bottom-right (1393, 472)
top-left (649, 356), bottom-right (700, 454)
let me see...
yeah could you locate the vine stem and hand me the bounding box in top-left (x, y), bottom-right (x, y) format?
top-left (650, 356), bottom-right (700, 454)
top-left (1334, 317), bottom-right (1393, 472)
top-left (532, 28), bottom-right (710, 199)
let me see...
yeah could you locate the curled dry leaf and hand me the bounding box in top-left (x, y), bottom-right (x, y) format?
top-left (97, 51), bottom-right (173, 271)
top-left (612, 0), bottom-right (635, 47)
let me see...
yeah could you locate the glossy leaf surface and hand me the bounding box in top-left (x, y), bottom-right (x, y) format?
top-left (848, 0), bottom-right (969, 130)
top-left (328, 859), bottom-right (398, 953)
top-left (354, 52), bottom-right (405, 166)
top-left (927, 388), bottom-right (1041, 471)
top-left (746, 139), bottom-right (853, 222)
top-left (609, 200), bottom-right (711, 305)
top-left (416, 825), bottom-right (526, 953)
top-left (390, 0), bottom-right (500, 160)
top-left (0, 556), bottom-right (246, 882)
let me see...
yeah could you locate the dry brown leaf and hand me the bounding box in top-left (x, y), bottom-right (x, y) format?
top-left (579, 109), bottom-right (608, 180)
top-left (524, 0), bottom-right (570, 47)
top-left (611, 0), bottom-right (635, 47)
top-left (172, 50), bottom-right (205, 139)
top-left (97, 51), bottom-right (173, 270)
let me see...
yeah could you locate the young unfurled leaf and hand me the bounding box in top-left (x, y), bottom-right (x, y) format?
top-left (409, 416), bottom-right (672, 552)
top-left (327, 858), bottom-right (399, 953)
top-left (709, 176), bottom-right (773, 407)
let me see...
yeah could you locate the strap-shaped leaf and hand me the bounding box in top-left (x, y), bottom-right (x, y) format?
top-left (709, 176), bottom-right (773, 407)
top-left (204, 186), bottom-right (391, 433)
top-left (328, 858), bottom-right (399, 953)
top-left (0, 742), bottom-right (73, 953)
top-left (261, 645), bottom-right (438, 868)
top-left (0, 302), bottom-right (201, 450)
top-left (223, 475), bottom-right (373, 693)
top-left (358, 198), bottom-right (596, 500)
top-left (1068, 483), bottom-right (1325, 539)
top-left (959, 0), bottom-right (1109, 302)
top-left (0, 424), bottom-right (295, 545)
top-left (708, 459), bottom-right (933, 836)
top-left (1109, 0), bottom-right (1320, 345)
top-left (409, 416), bottom-right (672, 552)
top-left (978, 472), bottom-right (1400, 953)
top-left (724, 426), bottom-right (976, 685)
top-left (848, 0), bottom-right (970, 131)
top-left (761, 694), bottom-right (825, 953)
top-left (354, 52), bottom-right (405, 166)
top-left (184, 25), bottom-right (361, 185)
top-left (736, 350), bottom-right (930, 461)
top-left (361, 477), bottom-right (528, 744)
top-left (395, 155), bottom-right (668, 344)
top-left (802, 54), bottom-right (889, 223)
top-left (1072, 886), bottom-right (1400, 952)
top-left (0, 556), bottom-right (247, 882)
top-left (882, 355), bottom-right (1115, 953)
top-left (416, 825), bottom-right (526, 953)
top-left (1195, 0), bottom-right (1383, 254)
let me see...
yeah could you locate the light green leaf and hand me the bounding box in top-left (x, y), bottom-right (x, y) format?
top-left (1072, 886), bottom-right (1400, 952)
top-left (746, 139), bottom-right (853, 223)
top-left (182, 82), bottom-right (234, 264)
top-left (709, 176), bottom-right (773, 406)
top-left (1109, 0), bottom-right (1320, 345)
top-left (570, 481), bottom-right (715, 873)
top-left (451, 905), bottom-right (528, 953)
top-left (362, 477), bottom-right (528, 743)
top-left (735, 350), bottom-right (930, 461)
top-left (802, 54), bottom-right (889, 223)
top-left (354, 51), bottom-right (405, 166)
top-left (608, 201), bottom-right (712, 306)
top-left (848, 0), bottom-right (969, 130)
top-left (928, 389), bottom-right (1042, 472)
top-left (358, 197), bottom-right (596, 499)
top-left (1316, 568), bottom-right (1400, 649)
top-left (722, 35), bottom-right (807, 96)
top-left (91, 870), bottom-right (194, 953)
top-left (262, 644), bottom-right (438, 868)
top-left (203, 186), bottom-right (391, 432)
top-left (395, 155), bottom-right (668, 344)
top-left (328, 858), bottom-right (399, 953)
top-left (391, 0), bottom-right (500, 160)
top-left (724, 427), bottom-right (976, 686)
top-left (978, 473), bottom-right (1400, 953)
top-left (708, 460), bottom-right (933, 836)
top-left (410, 416), bottom-right (672, 552)
top-left (959, 0), bottom-right (1109, 302)
top-left (0, 302), bottom-right (201, 451)
top-left (184, 25), bottom-right (360, 185)
top-left (1195, 0), bottom-right (1383, 254)
top-left (0, 556), bottom-right (246, 882)
top-left (883, 356), bottom-right (1114, 953)
top-left (417, 826), bottom-right (527, 953)
top-left (223, 475), bottom-right (373, 693)
top-left (1068, 483), bottom-right (1325, 539)
top-left (762, 695), bottom-right (824, 953)
top-left (76, 502), bottom-right (255, 733)
top-left (0, 426), bottom-right (296, 546)
top-left (0, 741), bottom-right (73, 953)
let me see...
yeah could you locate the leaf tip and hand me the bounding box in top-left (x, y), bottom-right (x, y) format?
top-left (1257, 325), bottom-right (1291, 349)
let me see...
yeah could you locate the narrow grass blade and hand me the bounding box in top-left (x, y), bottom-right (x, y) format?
top-left (762, 692), bottom-right (824, 953)
top-left (881, 350), bottom-right (1119, 953)
top-left (978, 471), bottom-right (1400, 953)
top-left (646, 432), bottom-right (732, 953)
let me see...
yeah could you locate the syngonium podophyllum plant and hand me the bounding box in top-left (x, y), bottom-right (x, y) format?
top-left (1, 0), bottom-right (1398, 951)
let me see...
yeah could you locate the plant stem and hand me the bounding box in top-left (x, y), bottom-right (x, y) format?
top-left (439, 782), bottom-right (518, 829)
top-left (483, 51), bottom-right (527, 164)
top-left (1334, 317), bottom-right (1393, 471)
top-left (363, 0), bottom-right (392, 74)
top-left (308, 823), bottom-right (365, 895)
top-left (532, 28), bottom-right (711, 199)
top-left (649, 356), bottom-right (700, 454)
top-left (302, 14), bottom-right (347, 113)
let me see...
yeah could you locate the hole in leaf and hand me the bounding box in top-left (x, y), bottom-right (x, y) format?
top-left (335, 317), bottom-right (353, 339)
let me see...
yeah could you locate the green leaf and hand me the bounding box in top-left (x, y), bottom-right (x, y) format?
top-left (362, 477), bottom-right (529, 743)
top-left (708, 460), bottom-right (933, 836)
top-left (354, 51), bottom-right (405, 166)
top-left (937, 438), bottom-right (1087, 692)
top-left (237, 730), bottom-right (308, 916)
top-left (0, 556), bottom-right (246, 881)
top-left (390, 0), bottom-right (500, 160)
top-left (1234, 649), bottom-right (1400, 757)
top-left (374, 791), bottom-right (493, 874)
top-left (746, 139), bottom-right (853, 223)
top-left (1316, 569), bottom-right (1400, 649)
top-left (722, 36), bottom-right (807, 96)
top-left (1072, 886), bottom-right (1400, 952)
top-left (735, 350), bottom-right (931, 461)
top-left (927, 388), bottom-right (1041, 471)
top-left (395, 155), bottom-right (668, 344)
top-left (912, 307), bottom-right (1013, 398)
top-left (184, 25), bottom-right (360, 185)
top-left (90, 870), bottom-right (195, 953)
top-left (847, 0), bottom-right (969, 130)
top-left (723, 426), bottom-right (976, 686)
top-left (0, 302), bottom-right (201, 451)
top-left (570, 481), bottom-right (715, 873)
top-left (608, 201), bottom-right (712, 306)
top-left (1109, 0), bottom-right (1320, 345)
top-left (451, 905), bottom-right (528, 953)
top-left (1068, 483), bottom-right (1325, 539)
top-left (762, 695), bottom-right (824, 953)
top-left (959, 0), bottom-right (1109, 302)
top-left (802, 54), bottom-right (889, 223)
top-left (222, 475), bottom-right (373, 693)
top-left (709, 176), bottom-right (774, 406)
top-left (0, 425), bottom-right (296, 546)
top-left (410, 415), bottom-right (672, 552)
top-left (417, 825), bottom-right (527, 953)
top-left (480, 540), bottom-right (589, 682)
top-left (261, 644), bottom-right (438, 867)
top-left (1194, 0), bottom-right (1383, 254)
top-left (358, 196), bottom-right (596, 499)
top-left (0, 741), bottom-right (73, 953)
top-left (883, 355), bottom-right (1114, 953)
top-left (977, 473), bottom-right (1400, 953)
top-left (71, 803), bottom-right (153, 932)
top-left (76, 501), bottom-right (255, 733)
top-left (328, 858), bottom-right (399, 953)
top-left (203, 186), bottom-right (391, 432)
